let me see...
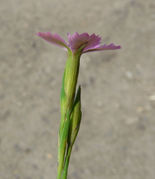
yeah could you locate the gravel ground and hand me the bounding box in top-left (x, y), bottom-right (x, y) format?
top-left (0, 0), bottom-right (155, 178)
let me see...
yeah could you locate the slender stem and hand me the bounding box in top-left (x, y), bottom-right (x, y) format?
top-left (57, 148), bottom-right (65, 179)
top-left (61, 146), bottom-right (73, 179)
top-left (57, 111), bottom-right (71, 179)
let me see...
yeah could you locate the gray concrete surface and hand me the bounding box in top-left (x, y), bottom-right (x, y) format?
top-left (0, 0), bottom-right (155, 178)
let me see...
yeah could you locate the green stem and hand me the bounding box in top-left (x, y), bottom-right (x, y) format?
top-left (61, 146), bottom-right (73, 179)
top-left (57, 147), bottom-right (65, 179)
top-left (57, 111), bottom-right (71, 179)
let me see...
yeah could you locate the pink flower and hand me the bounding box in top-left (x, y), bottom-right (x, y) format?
top-left (37, 32), bottom-right (121, 54)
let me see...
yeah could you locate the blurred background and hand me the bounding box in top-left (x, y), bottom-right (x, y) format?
top-left (0, 0), bottom-right (155, 178)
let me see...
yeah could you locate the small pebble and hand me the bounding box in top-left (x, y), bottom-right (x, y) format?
top-left (125, 71), bottom-right (133, 79)
top-left (47, 153), bottom-right (53, 159)
top-left (126, 117), bottom-right (138, 125)
top-left (149, 94), bottom-right (155, 101)
top-left (136, 106), bottom-right (144, 113)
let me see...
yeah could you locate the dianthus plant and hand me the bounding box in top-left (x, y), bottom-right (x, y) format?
top-left (37, 32), bottom-right (121, 179)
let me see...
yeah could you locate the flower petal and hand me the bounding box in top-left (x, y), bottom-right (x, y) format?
top-left (83, 33), bottom-right (101, 51)
top-left (83, 43), bottom-right (121, 53)
top-left (68, 32), bottom-right (89, 52)
top-left (37, 32), bottom-right (68, 49)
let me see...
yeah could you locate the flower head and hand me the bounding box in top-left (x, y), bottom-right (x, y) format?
top-left (37, 32), bottom-right (121, 54)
